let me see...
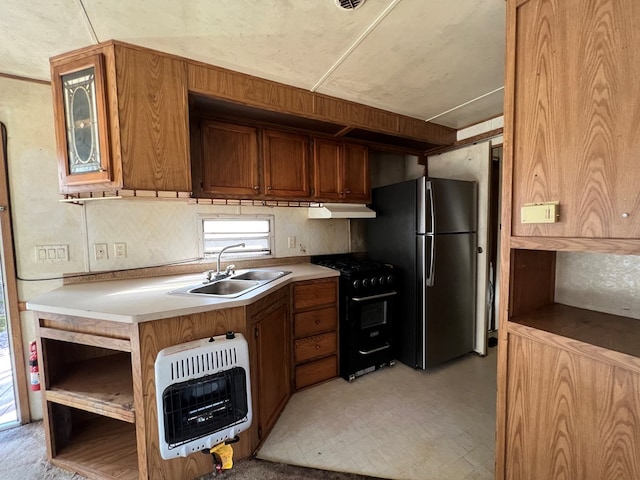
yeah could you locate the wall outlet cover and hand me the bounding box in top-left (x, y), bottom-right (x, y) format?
top-left (94, 243), bottom-right (108, 260)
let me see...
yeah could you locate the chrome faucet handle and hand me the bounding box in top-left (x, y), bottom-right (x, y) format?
top-left (225, 264), bottom-right (236, 275)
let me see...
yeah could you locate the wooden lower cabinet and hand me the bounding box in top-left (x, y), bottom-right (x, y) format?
top-left (291, 278), bottom-right (339, 391)
top-left (34, 278), bottom-right (338, 479)
top-left (247, 288), bottom-right (291, 443)
top-left (36, 309), bottom-right (249, 480)
top-left (503, 328), bottom-right (640, 480)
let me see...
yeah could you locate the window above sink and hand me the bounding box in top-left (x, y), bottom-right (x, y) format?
top-left (198, 214), bottom-right (274, 260)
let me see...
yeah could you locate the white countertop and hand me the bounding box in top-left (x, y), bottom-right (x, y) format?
top-left (26, 264), bottom-right (338, 324)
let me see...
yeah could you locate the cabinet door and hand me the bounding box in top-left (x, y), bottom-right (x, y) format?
top-left (312, 138), bottom-right (342, 200)
top-left (51, 53), bottom-right (114, 193)
top-left (511, 0), bottom-right (640, 238)
top-left (342, 143), bottom-right (370, 203)
top-left (262, 130), bottom-right (310, 198)
top-left (114, 46), bottom-right (191, 192)
top-left (255, 301), bottom-right (290, 439)
top-left (505, 334), bottom-right (640, 480)
top-left (200, 121), bottom-right (259, 197)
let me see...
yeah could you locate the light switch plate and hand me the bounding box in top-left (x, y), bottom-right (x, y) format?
top-left (35, 244), bottom-right (69, 263)
top-left (287, 236), bottom-right (296, 248)
top-left (521, 202), bottom-right (559, 224)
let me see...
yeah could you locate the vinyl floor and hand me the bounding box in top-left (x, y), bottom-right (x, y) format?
top-left (258, 349), bottom-right (497, 480)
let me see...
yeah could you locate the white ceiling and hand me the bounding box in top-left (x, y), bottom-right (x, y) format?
top-left (0, 0), bottom-right (505, 129)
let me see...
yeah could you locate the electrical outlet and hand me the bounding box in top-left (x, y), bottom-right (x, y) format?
top-left (287, 236), bottom-right (296, 249)
top-left (114, 242), bottom-right (127, 258)
top-left (94, 243), bottom-right (108, 260)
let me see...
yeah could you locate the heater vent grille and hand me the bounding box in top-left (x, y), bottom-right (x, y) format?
top-left (155, 333), bottom-right (252, 459)
top-left (168, 346), bottom-right (238, 381)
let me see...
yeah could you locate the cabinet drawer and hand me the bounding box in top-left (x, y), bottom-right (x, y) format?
top-left (293, 281), bottom-right (337, 310)
top-left (295, 355), bottom-right (337, 390)
top-left (294, 306), bottom-right (337, 338)
top-left (294, 332), bottom-right (337, 364)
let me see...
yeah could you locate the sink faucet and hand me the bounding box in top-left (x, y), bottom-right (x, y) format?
top-left (206, 242), bottom-right (245, 282)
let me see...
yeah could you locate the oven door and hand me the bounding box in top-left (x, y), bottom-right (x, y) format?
top-left (344, 291), bottom-right (396, 374)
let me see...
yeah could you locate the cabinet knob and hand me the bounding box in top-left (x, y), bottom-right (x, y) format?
top-left (267, 186), bottom-right (272, 190)
top-left (315, 344), bottom-right (321, 350)
top-left (315, 319), bottom-right (321, 325)
top-left (253, 185), bottom-right (259, 191)
top-left (344, 189), bottom-right (351, 194)
top-left (621, 212), bottom-right (629, 218)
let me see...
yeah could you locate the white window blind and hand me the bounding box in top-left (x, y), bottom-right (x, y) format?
top-left (200, 215), bottom-right (273, 258)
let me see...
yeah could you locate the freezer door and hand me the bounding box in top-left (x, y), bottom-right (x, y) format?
top-left (424, 232), bottom-right (476, 367)
top-left (427, 178), bottom-right (478, 234)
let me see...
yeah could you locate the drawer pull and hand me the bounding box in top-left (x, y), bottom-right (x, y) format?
top-left (315, 319), bottom-right (321, 325)
top-left (316, 344), bottom-right (321, 350)
top-left (359, 343), bottom-right (390, 355)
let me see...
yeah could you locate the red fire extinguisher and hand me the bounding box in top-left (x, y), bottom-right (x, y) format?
top-left (29, 341), bottom-right (40, 391)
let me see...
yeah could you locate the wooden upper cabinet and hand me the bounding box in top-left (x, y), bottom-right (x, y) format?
top-left (342, 142), bottom-right (370, 202)
top-left (198, 121), bottom-right (259, 197)
top-left (510, 0), bottom-right (640, 239)
top-left (50, 42), bottom-right (190, 194)
top-left (262, 129), bottom-right (310, 199)
top-left (51, 53), bottom-right (114, 192)
top-left (312, 139), bottom-right (342, 200)
top-left (313, 138), bottom-right (370, 203)
top-left (113, 45), bottom-right (190, 192)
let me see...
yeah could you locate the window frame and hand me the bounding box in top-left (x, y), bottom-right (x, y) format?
top-left (197, 214), bottom-right (275, 260)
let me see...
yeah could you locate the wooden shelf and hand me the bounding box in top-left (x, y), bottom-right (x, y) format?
top-left (52, 416), bottom-right (138, 480)
top-left (509, 303), bottom-right (640, 373)
top-left (510, 236), bottom-right (640, 255)
top-left (46, 353), bottom-right (135, 423)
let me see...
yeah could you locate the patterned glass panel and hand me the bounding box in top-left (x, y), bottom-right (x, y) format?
top-left (62, 67), bottom-right (102, 174)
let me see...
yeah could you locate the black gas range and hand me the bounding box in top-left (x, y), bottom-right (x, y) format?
top-left (312, 254), bottom-right (397, 381)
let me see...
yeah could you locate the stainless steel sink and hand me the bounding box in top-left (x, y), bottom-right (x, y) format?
top-left (168, 269), bottom-right (291, 298)
top-left (189, 279), bottom-right (260, 296)
top-left (230, 270), bottom-right (289, 281)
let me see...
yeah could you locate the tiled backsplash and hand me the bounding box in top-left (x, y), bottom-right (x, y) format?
top-left (84, 200), bottom-right (351, 271)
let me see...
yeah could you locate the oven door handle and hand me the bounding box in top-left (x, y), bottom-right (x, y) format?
top-left (351, 291), bottom-right (397, 302)
top-left (359, 343), bottom-right (391, 355)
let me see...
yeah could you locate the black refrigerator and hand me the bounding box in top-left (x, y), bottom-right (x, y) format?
top-left (366, 176), bottom-right (477, 369)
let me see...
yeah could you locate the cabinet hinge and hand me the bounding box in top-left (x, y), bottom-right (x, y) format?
top-left (255, 326), bottom-right (259, 338)
top-left (258, 426), bottom-right (263, 438)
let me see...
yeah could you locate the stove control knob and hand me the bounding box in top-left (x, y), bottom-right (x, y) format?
top-left (371, 277), bottom-right (378, 286)
top-left (352, 279), bottom-right (361, 289)
top-left (225, 331), bottom-right (235, 340)
top-left (387, 275), bottom-right (394, 285)
top-left (362, 278), bottom-right (370, 288)
top-left (379, 276), bottom-right (386, 285)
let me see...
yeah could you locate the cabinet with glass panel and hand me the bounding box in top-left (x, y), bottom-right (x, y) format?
top-left (50, 41), bottom-right (191, 195)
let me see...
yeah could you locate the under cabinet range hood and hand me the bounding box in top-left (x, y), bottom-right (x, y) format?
top-left (308, 203), bottom-right (376, 219)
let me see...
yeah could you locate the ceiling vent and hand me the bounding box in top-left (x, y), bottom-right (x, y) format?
top-left (335, 0), bottom-right (366, 10)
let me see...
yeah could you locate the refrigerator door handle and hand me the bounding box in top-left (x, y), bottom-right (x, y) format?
top-left (426, 180), bottom-right (435, 234)
top-left (426, 234), bottom-right (435, 287)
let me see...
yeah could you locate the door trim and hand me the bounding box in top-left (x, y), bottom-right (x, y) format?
top-left (1, 122), bottom-right (30, 423)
